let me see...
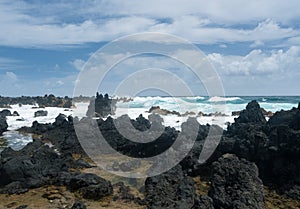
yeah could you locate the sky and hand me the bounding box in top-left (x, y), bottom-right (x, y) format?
top-left (0, 0), bottom-right (300, 96)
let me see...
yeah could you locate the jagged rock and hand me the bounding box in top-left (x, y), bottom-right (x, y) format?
top-left (0, 116), bottom-right (8, 135)
top-left (0, 94), bottom-right (72, 108)
top-left (148, 106), bottom-right (181, 116)
top-left (144, 165), bottom-right (197, 209)
top-left (12, 111), bottom-right (20, 116)
top-left (34, 110), bottom-right (48, 117)
top-left (68, 173), bottom-right (113, 200)
top-left (53, 113), bottom-right (67, 126)
top-left (98, 114), bottom-right (178, 158)
top-left (86, 93), bottom-right (116, 117)
top-left (234, 100), bottom-right (266, 124)
top-left (233, 108), bottom-right (273, 117)
top-left (0, 109), bottom-right (11, 117)
top-left (0, 139), bottom-right (72, 192)
top-left (208, 154), bottom-right (264, 209)
top-left (268, 106), bottom-right (300, 130)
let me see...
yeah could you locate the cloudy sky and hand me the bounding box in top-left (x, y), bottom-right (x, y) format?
top-left (0, 0), bottom-right (300, 96)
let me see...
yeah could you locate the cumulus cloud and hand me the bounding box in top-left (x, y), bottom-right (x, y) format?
top-left (70, 59), bottom-right (86, 71)
top-left (208, 46), bottom-right (300, 76)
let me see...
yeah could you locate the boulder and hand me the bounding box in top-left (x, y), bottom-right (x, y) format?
top-left (12, 111), bottom-right (20, 116)
top-left (144, 165), bottom-right (197, 209)
top-left (0, 109), bottom-right (11, 117)
top-left (0, 139), bottom-right (71, 193)
top-left (234, 100), bottom-right (266, 124)
top-left (68, 173), bottom-right (113, 200)
top-left (53, 113), bottom-right (67, 126)
top-left (34, 110), bottom-right (48, 117)
top-left (208, 154), bottom-right (264, 209)
top-left (0, 116), bottom-right (8, 135)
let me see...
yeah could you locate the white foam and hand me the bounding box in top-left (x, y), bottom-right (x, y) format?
top-left (1, 104), bottom-right (74, 131)
top-left (208, 96), bottom-right (242, 102)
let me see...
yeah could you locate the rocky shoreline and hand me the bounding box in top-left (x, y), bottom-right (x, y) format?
top-left (0, 95), bottom-right (72, 108)
top-left (0, 98), bottom-right (299, 208)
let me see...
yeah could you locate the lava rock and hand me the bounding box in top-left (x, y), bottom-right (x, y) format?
top-left (192, 195), bottom-right (214, 209)
top-left (68, 173), bottom-right (113, 200)
top-left (0, 139), bottom-right (71, 192)
top-left (12, 111), bottom-right (20, 116)
top-left (0, 109), bottom-right (11, 117)
top-left (144, 165), bottom-right (197, 209)
top-left (86, 93), bottom-right (116, 117)
top-left (0, 116), bottom-right (8, 135)
top-left (34, 110), bottom-right (48, 117)
top-left (234, 100), bottom-right (266, 124)
top-left (148, 106), bottom-right (181, 116)
top-left (0, 94), bottom-right (72, 108)
top-left (53, 113), bottom-right (67, 126)
top-left (208, 154), bottom-right (264, 209)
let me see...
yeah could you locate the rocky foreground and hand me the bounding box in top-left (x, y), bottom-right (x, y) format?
top-left (0, 100), bottom-right (299, 208)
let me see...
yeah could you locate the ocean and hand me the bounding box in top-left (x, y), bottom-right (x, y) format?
top-left (1, 96), bottom-right (299, 151)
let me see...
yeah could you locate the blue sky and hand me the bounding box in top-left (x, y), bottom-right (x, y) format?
top-left (0, 0), bottom-right (300, 96)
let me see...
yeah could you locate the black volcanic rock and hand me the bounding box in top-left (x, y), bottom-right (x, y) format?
top-left (34, 110), bottom-right (48, 117)
top-left (208, 154), bottom-right (264, 209)
top-left (0, 94), bottom-right (72, 108)
top-left (192, 195), bottom-right (214, 209)
top-left (98, 114), bottom-right (178, 158)
top-left (68, 173), bottom-right (113, 200)
top-left (144, 165), bottom-right (197, 209)
top-left (206, 101), bottom-right (300, 199)
top-left (86, 93), bottom-right (116, 117)
top-left (234, 100), bottom-right (266, 124)
top-left (0, 139), bottom-right (71, 192)
top-left (268, 106), bottom-right (300, 130)
top-left (12, 111), bottom-right (19, 116)
top-left (218, 100), bottom-right (269, 161)
top-left (0, 116), bottom-right (8, 135)
top-left (0, 109), bottom-right (11, 117)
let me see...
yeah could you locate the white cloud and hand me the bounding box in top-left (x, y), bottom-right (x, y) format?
top-left (84, 0), bottom-right (300, 24)
top-left (0, 1), bottom-right (299, 47)
top-left (5, 72), bottom-right (18, 82)
top-left (208, 46), bottom-right (300, 76)
top-left (70, 59), bottom-right (86, 71)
